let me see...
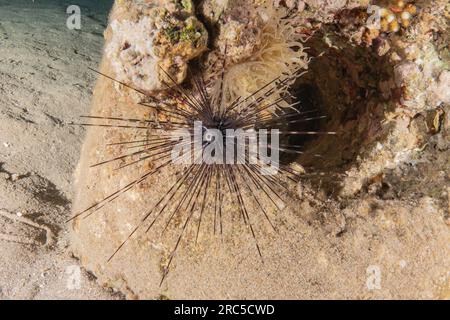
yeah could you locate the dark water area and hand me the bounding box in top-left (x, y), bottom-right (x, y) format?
top-left (0, 0), bottom-right (115, 62)
top-left (0, 0), bottom-right (114, 28)
top-left (0, 0), bottom-right (114, 14)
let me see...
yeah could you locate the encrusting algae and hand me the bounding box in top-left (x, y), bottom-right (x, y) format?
top-left (106, 0), bottom-right (208, 94)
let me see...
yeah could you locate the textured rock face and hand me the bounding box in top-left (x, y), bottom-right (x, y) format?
top-left (106, 0), bottom-right (207, 94)
top-left (71, 0), bottom-right (449, 299)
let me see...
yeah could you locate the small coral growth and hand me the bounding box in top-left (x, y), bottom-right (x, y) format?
top-left (366, 1), bottom-right (418, 34)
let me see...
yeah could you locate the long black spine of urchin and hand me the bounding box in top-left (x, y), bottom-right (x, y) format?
top-left (70, 65), bottom-right (336, 285)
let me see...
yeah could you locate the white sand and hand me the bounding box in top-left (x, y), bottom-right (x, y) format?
top-left (0, 0), bottom-right (118, 299)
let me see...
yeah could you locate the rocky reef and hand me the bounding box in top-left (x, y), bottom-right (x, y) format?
top-left (71, 0), bottom-right (449, 299)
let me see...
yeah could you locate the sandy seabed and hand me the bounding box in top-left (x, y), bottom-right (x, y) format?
top-left (0, 0), bottom-right (119, 299)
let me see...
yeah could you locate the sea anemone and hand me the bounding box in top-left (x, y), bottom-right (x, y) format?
top-left (209, 1), bottom-right (309, 110)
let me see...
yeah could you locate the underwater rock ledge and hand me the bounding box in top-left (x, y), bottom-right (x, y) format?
top-left (70, 0), bottom-right (449, 299)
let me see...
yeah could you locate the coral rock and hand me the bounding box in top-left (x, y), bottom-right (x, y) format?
top-left (106, 0), bottom-right (207, 94)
